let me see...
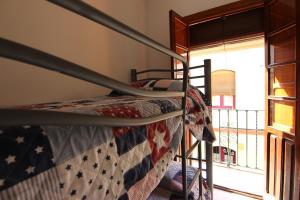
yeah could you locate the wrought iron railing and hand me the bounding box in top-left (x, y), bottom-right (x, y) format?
top-left (211, 108), bottom-right (264, 170)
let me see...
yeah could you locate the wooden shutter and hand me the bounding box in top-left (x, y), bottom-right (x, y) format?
top-left (169, 10), bottom-right (189, 79)
top-left (189, 7), bottom-right (264, 48)
top-left (169, 10), bottom-right (191, 162)
top-left (264, 0), bottom-right (299, 199)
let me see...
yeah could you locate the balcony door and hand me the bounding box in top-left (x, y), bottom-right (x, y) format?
top-left (169, 10), bottom-right (189, 79)
top-left (264, 0), bottom-right (299, 199)
top-left (170, 0), bottom-right (300, 199)
top-left (169, 10), bottom-right (192, 156)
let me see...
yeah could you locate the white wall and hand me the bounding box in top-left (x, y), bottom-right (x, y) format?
top-left (145, 0), bottom-right (238, 68)
top-left (0, 0), bottom-right (146, 106)
top-left (0, 0), bottom-right (238, 106)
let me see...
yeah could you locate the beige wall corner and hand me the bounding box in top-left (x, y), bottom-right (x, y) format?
top-left (0, 0), bottom-right (146, 106)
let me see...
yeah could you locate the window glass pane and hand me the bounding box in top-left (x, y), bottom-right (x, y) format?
top-left (224, 96), bottom-right (233, 106)
top-left (212, 95), bottom-right (220, 106)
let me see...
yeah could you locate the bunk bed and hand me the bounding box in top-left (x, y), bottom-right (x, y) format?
top-left (131, 65), bottom-right (214, 200)
top-left (0, 1), bottom-right (214, 200)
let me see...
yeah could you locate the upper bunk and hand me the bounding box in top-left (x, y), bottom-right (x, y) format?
top-left (0, 0), bottom-right (213, 132)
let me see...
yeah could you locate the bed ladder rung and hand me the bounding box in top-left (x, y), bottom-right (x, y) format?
top-left (186, 140), bottom-right (200, 158)
top-left (187, 168), bottom-right (202, 193)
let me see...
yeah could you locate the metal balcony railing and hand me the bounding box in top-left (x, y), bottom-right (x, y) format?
top-left (211, 108), bottom-right (264, 170)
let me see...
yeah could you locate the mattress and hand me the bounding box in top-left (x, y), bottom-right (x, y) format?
top-left (148, 161), bottom-right (211, 200)
top-left (0, 88), bottom-right (213, 199)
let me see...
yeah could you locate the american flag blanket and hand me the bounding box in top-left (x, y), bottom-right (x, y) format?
top-left (0, 86), bottom-right (213, 199)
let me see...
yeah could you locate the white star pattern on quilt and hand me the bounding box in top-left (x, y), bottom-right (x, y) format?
top-left (15, 136), bottom-right (24, 144)
top-left (56, 140), bottom-right (127, 200)
top-left (153, 129), bottom-right (167, 149)
top-left (0, 179), bottom-right (4, 187)
top-left (35, 146), bottom-right (44, 154)
top-left (5, 155), bottom-right (16, 164)
top-left (22, 125), bottom-right (31, 129)
top-left (0, 92), bottom-right (211, 200)
top-left (26, 166), bottom-right (35, 174)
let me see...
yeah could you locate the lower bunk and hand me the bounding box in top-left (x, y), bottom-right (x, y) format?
top-left (148, 161), bottom-right (211, 200)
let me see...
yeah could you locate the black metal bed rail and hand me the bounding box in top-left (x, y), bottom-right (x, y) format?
top-left (203, 59), bottom-right (213, 199)
top-left (0, 38), bottom-right (183, 98)
top-left (140, 75), bottom-right (205, 81)
top-left (133, 67), bottom-right (208, 87)
top-left (186, 140), bottom-right (200, 158)
top-left (131, 65), bottom-right (206, 85)
top-left (136, 75), bottom-right (205, 82)
top-left (0, 109), bottom-right (183, 127)
top-left (134, 65), bottom-right (205, 74)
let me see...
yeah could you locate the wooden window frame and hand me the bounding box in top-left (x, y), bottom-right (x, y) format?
top-left (183, 0), bottom-right (265, 49)
top-left (212, 95), bottom-right (236, 109)
top-left (183, 0), bottom-right (264, 25)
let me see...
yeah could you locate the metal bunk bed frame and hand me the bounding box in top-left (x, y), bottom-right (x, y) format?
top-left (131, 62), bottom-right (213, 199)
top-left (0, 1), bottom-right (213, 199)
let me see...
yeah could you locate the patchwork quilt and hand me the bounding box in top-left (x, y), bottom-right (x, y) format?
top-left (0, 85), bottom-right (213, 200)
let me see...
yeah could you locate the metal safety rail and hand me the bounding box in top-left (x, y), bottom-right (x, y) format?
top-left (0, 0), bottom-right (213, 199)
top-left (213, 108), bottom-right (264, 170)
